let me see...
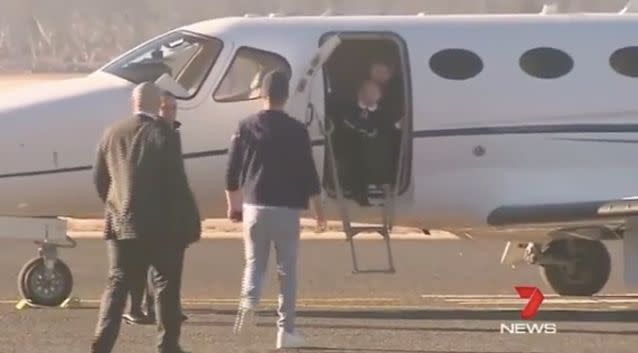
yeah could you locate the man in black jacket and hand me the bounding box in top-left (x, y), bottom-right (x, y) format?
top-left (130, 91), bottom-right (198, 324)
top-left (226, 71), bottom-right (326, 349)
top-left (91, 82), bottom-right (198, 353)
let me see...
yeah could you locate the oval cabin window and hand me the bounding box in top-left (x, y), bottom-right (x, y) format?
top-left (610, 46), bottom-right (638, 78)
top-left (429, 49), bottom-right (483, 80)
top-left (519, 47), bottom-right (573, 79)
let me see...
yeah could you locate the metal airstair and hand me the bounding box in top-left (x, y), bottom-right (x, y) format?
top-left (318, 117), bottom-right (397, 274)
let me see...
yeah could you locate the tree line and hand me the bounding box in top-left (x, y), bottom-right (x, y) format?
top-left (0, 0), bottom-right (629, 73)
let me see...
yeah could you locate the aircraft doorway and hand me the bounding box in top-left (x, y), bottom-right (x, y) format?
top-left (321, 33), bottom-right (412, 206)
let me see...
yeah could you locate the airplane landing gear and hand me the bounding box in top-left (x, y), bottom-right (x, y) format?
top-left (0, 217), bottom-right (77, 307)
top-left (525, 239), bottom-right (611, 296)
top-left (18, 237), bottom-right (76, 307)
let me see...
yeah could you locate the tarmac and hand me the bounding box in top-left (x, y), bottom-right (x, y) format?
top-left (1, 237), bottom-right (637, 353)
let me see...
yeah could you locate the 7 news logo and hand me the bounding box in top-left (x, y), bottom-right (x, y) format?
top-left (499, 286), bottom-right (558, 334)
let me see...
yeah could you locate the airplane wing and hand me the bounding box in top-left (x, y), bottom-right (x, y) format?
top-left (487, 198), bottom-right (638, 226)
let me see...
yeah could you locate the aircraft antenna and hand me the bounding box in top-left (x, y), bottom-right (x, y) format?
top-left (243, 13), bottom-right (261, 17)
top-left (321, 8), bottom-right (334, 16)
top-left (416, 12), bottom-right (427, 16)
top-left (620, 1), bottom-right (638, 14)
top-left (540, 3), bottom-right (560, 14)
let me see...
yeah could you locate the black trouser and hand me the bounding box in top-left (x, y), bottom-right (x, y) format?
top-left (144, 248), bottom-right (185, 317)
top-left (128, 261), bottom-right (151, 315)
top-left (336, 131), bottom-right (368, 202)
top-left (363, 131), bottom-right (396, 186)
top-left (144, 267), bottom-right (155, 315)
top-left (91, 239), bottom-right (184, 353)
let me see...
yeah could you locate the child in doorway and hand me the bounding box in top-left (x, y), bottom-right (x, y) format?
top-left (341, 80), bottom-right (389, 206)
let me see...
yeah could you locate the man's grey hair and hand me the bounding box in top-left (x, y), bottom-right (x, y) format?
top-left (131, 82), bottom-right (162, 114)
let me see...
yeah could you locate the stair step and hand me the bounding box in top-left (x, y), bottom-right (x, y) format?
top-left (350, 226), bottom-right (387, 231)
top-left (347, 226), bottom-right (392, 238)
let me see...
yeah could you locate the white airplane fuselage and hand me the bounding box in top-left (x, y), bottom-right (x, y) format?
top-left (1, 14), bottom-right (638, 241)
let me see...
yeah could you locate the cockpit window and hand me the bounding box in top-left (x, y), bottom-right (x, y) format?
top-left (102, 31), bottom-right (223, 99)
top-left (213, 47), bottom-right (292, 102)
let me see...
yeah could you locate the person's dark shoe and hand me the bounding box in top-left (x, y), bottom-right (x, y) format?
top-left (161, 346), bottom-right (191, 353)
top-left (142, 312), bottom-right (186, 324)
top-left (355, 194), bottom-right (371, 207)
top-left (123, 312), bottom-right (153, 325)
top-left (145, 311), bottom-right (156, 324)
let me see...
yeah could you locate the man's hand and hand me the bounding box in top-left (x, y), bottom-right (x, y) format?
top-left (316, 214), bottom-right (327, 233)
top-left (309, 194), bottom-right (327, 233)
top-left (225, 190), bottom-right (242, 222)
top-left (227, 208), bottom-right (243, 223)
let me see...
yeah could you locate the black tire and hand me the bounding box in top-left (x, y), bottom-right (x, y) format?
top-left (18, 257), bottom-right (73, 307)
top-left (540, 239), bottom-right (611, 296)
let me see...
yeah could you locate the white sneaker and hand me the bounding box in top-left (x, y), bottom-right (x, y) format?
top-left (276, 330), bottom-right (306, 349)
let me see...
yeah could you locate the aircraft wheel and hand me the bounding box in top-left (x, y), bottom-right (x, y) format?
top-left (18, 257), bottom-right (73, 307)
top-left (540, 239), bottom-right (611, 296)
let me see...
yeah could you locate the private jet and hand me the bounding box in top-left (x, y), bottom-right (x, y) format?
top-left (3, 4), bottom-right (638, 307)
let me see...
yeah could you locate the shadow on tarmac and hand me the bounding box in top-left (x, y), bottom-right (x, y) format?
top-left (263, 349), bottom-right (540, 353)
top-left (184, 308), bottom-right (638, 336)
top-left (187, 307), bottom-right (638, 323)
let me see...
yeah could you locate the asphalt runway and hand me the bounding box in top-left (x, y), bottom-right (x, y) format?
top-left (1, 237), bottom-right (638, 353)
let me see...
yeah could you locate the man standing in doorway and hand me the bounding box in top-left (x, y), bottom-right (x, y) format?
top-left (225, 71), bottom-right (327, 349)
top-left (368, 59), bottom-right (404, 187)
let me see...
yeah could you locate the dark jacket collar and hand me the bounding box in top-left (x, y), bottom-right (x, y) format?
top-left (155, 119), bottom-right (182, 130)
top-left (134, 111), bottom-right (156, 121)
top-left (136, 113), bottom-right (181, 129)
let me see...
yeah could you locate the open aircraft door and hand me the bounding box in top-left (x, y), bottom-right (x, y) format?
top-left (286, 33), bottom-right (342, 197)
top-left (287, 34), bottom-right (341, 140)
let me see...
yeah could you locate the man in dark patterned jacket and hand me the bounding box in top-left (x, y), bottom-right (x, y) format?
top-left (91, 82), bottom-right (198, 353)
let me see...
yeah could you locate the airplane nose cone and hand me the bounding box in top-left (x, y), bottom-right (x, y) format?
top-left (0, 73), bottom-right (131, 118)
top-left (0, 73), bottom-right (133, 168)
